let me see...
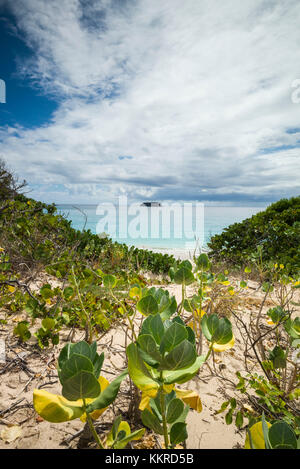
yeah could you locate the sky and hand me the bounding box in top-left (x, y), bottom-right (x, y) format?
top-left (0, 0), bottom-right (300, 205)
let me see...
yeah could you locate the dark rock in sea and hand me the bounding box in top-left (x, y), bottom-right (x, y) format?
top-left (140, 202), bottom-right (162, 207)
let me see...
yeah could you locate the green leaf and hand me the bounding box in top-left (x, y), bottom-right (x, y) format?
top-left (63, 286), bottom-right (74, 299)
top-left (269, 346), bottom-right (287, 369)
top-left (62, 371), bottom-right (100, 401)
top-left (86, 369), bottom-right (128, 413)
top-left (137, 295), bottom-right (159, 316)
top-left (13, 321), bottom-right (31, 341)
top-left (70, 341), bottom-right (94, 360)
top-left (261, 412), bottom-right (271, 449)
top-left (93, 352), bottom-right (104, 379)
top-left (59, 353), bottom-right (94, 383)
top-left (149, 314), bottom-right (165, 344)
top-left (196, 253), bottom-right (210, 271)
top-left (111, 415), bottom-right (122, 440)
top-left (159, 340), bottom-right (196, 371)
top-left (114, 428), bottom-right (146, 449)
top-left (166, 398), bottom-right (184, 424)
top-left (174, 267), bottom-right (195, 285)
top-left (262, 282), bottom-right (273, 293)
top-left (201, 314), bottom-right (233, 345)
top-left (138, 334), bottom-right (162, 362)
top-left (159, 322), bottom-right (188, 354)
top-left (235, 411), bottom-right (243, 429)
top-left (103, 274), bottom-right (117, 289)
top-left (225, 409), bottom-right (233, 425)
top-left (267, 306), bottom-right (287, 324)
top-left (126, 344), bottom-right (159, 396)
top-left (163, 355), bottom-right (205, 384)
top-left (41, 317), bottom-right (56, 331)
top-left (170, 422), bottom-right (187, 445)
top-left (141, 409), bottom-right (164, 435)
top-left (179, 260), bottom-right (193, 271)
top-left (268, 421), bottom-right (298, 449)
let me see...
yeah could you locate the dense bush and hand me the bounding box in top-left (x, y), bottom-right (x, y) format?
top-left (208, 197), bottom-right (300, 273)
top-left (0, 194), bottom-right (175, 277)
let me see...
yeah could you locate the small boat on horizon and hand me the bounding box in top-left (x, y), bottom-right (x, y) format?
top-left (140, 201), bottom-right (162, 207)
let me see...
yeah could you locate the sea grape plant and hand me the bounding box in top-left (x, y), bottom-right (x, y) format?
top-left (105, 415), bottom-right (145, 449)
top-left (33, 341), bottom-right (128, 449)
top-left (200, 313), bottom-right (235, 358)
top-left (245, 413), bottom-right (299, 449)
top-left (126, 313), bottom-right (205, 448)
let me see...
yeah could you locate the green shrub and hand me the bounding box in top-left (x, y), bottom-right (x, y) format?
top-left (208, 196), bottom-right (300, 273)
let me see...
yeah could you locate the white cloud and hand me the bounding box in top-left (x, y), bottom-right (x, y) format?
top-left (1, 0), bottom-right (300, 203)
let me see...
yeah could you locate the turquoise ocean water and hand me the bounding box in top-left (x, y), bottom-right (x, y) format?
top-left (56, 204), bottom-right (266, 251)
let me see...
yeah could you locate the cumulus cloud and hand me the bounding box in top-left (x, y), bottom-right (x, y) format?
top-left (1, 0), bottom-right (300, 203)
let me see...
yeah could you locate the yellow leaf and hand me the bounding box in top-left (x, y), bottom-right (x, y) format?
top-left (221, 281), bottom-right (230, 286)
top-left (139, 394), bottom-right (151, 411)
top-left (139, 387), bottom-right (202, 414)
top-left (267, 320), bottom-right (275, 325)
top-left (175, 388), bottom-right (202, 413)
top-left (196, 309), bottom-right (206, 318)
top-left (213, 336), bottom-right (235, 352)
top-left (279, 264), bottom-right (284, 269)
top-left (33, 389), bottom-right (84, 423)
top-left (106, 420), bottom-right (131, 447)
top-left (80, 376), bottom-right (110, 422)
top-left (0, 247), bottom-right (4, 252)
top-left (1, 425), bottom-right (23, 443)
top-left (8, 286), bottom-right (16, 293)
top-left (245, 421), bottom-right (271, 449)
top-left (163, 383), bottom-right (175, 394)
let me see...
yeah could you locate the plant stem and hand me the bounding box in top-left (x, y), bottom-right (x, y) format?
top-left (159, 375), bottom-right (169, 449)
top-left (83, 399), bottom-right (105, 449)
top-left (204, 342), bottom-right (213, 362)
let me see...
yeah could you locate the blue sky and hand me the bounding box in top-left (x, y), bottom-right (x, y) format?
top-left (0, 0), bottom-right (300, 205)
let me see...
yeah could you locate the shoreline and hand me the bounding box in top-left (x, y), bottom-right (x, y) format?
top-left (134, 244), bottom-right (210, 260)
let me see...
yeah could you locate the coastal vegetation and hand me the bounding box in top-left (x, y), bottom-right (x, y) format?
top-left (208, 196), bottom-right (300, 273)
top-left (0, 160), bottom-right (299, 449)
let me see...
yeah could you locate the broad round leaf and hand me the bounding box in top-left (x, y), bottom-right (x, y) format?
top-left (59, 353), bottom-right (94, 383)
top-left (174, 267), bottom-right (195, 285)
top-left (159, 322), bottom-right (188, 354)
top-left (170, 422), bottom-right (188, 445)
top-left (163, 355), bottom-right (205, 384)
top-left (160, 340), bottom-right (197, 371)
top-left (126, 343), bottom-right (159, 397)
top-left (86, 369), bottom-right (128, 414)
top-left (245, 421), bottom-right (271, 449)
top-left (33, 389), bottom-right (84, 423)
top-left (103, 274), bottom-right (117, 289)
top-left (141, 409), bottom-right (164, 435)
top-left (62, 370), bottom-right (100, 401)
top-left (166, 398), bottom-right (184, 424)
top-left (268, 421), bottom-right (298, 449)
top-left (137, 295), bottom-right (159, 316)
top-left (138, 334), bottom-right (162, 362)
